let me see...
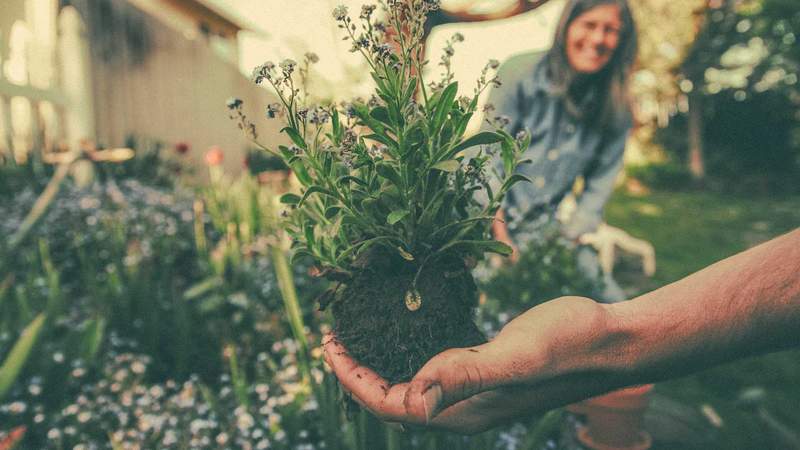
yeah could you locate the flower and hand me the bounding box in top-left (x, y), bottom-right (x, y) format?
top-left (360, 4), bottom-right (377, 19)
top-left (204, 146), bottom-right (224, 166)
top-left (304, 52), bottom-right (319, 64)
top-left (279, 59), bottom-right (297, 75)
top-left (226, 97), bottom-right (243, 110)
top-left (333, 5), bottom-right (349, 21)
top-left (174, 141), bottom-right (190, 155)
top-left (251, 63), bottom-right (274, 84)
top-left (308, 107), bottom-right (330, 125)
top-left (266, 103), bottom-right (282, 119)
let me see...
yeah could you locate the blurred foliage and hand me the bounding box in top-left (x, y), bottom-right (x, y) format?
top-left (625, 161), bottom-right (694, 191)
top-left (478, 230), bottom-right (599, 333)
top-left (244, 148), bottom-right (289, 176)
top-left (629, 0), bottom-right (705, 115)
top-left (656, 0), bottom-right (800, 191)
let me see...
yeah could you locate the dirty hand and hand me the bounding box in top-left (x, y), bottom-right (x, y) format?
top-left (324, 296), bottom-right (625, 434)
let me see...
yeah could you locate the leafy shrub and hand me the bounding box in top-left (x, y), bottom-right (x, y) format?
top-left (626, 162), bottom-right (693, 191)
top-left (478, 232), bottom-right (599, 332)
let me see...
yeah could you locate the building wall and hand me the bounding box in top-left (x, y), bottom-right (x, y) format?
top-left (74, 0), bottom-right (285, 177)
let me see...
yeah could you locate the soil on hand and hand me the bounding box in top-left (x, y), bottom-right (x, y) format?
top-left (331, 248), bottom-right (486, 384)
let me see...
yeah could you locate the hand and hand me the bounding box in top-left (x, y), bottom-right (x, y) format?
top-left (324, 296), bottom-right (625, 434)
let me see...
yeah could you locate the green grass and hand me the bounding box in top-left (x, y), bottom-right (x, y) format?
top-left (605, 189), bottom-right (800, 450)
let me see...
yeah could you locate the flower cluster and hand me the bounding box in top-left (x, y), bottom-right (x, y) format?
top-left (433, 32), bottom-right (466, 90)
top-left (0, 345), bottom-right (323, 449)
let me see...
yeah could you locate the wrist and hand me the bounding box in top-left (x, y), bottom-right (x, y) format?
top-left (548, 301), bottom-right (647, 389)
top-left (539, 298), bottom-right (637, 382)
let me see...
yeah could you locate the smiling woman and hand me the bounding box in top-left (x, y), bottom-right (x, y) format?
top-left (564, 3), bottom-right (622, 73)
top-left (488, 0), bottom-right (638, 303)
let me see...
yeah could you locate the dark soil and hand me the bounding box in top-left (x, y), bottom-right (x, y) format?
top-left (331, 248), bottom-right (486, 384)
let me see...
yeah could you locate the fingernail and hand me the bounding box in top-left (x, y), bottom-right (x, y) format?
top-left (421, 384), bottom-right (442, 423)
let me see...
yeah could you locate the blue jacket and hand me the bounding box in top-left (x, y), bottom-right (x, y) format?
top-left (485, 51), bottom-right (630, 244)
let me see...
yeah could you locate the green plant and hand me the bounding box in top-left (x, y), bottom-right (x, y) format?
top-left (625, 162), bottom-right (693, 191)
top-left (230, 0), bottom-right (530, 382)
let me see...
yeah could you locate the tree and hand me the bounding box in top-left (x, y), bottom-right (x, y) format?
top-left (675, 0), bottom-right (800, 188)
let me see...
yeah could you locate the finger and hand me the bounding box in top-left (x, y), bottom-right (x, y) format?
top-left (404, 346), bottom-right (492, 423)
top-left (323, 337), bottom-right (411, 421)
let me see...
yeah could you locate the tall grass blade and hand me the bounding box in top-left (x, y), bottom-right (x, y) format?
top-left (80, 317), bottom-right (106, 363)
top-left (269, 243), bottom-right (311, 380)
top-left (0, 314), bottom-right (46, 401)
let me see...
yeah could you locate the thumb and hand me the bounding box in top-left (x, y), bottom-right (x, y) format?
top-left (403, 346), bottom-right (493, 424)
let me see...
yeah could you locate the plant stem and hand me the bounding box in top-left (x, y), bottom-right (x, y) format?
top-left (5, 155), bottom-right (75, 257)
top-left (269, 241), bottom-right (312, 381)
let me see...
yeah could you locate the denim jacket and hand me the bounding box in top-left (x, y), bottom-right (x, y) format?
top-left (484, 51), bottom-right (630, 244)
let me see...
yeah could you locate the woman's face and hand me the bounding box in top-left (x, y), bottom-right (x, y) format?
top-left (565, 4), bottom-right (622, 74)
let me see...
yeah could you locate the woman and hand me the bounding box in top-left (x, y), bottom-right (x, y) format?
top-left (489, 0), bottom-right (638, 302)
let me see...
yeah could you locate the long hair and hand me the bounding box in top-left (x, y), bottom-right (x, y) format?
top-left (545, 0), bottom-right (638, 131)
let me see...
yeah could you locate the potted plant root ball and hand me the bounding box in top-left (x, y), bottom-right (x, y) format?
top-left (229, 0), bottom-right (531, 383)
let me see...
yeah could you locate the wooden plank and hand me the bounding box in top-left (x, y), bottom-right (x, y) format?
top-left (0, 95), bottom-right (14, 159)
top-left (0, 78), bottom-right (67, 106)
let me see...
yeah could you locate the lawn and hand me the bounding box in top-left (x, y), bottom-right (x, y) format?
top-left (605, 189), bottom-right (800, 450)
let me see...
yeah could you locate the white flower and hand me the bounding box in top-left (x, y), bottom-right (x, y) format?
top-left (8, 401), bottom-right (27, 414)
top-left (237, 412), bottom-right (255, 431)
top-left (132, 360), bottom-right (146, 374)
top-left (333, 5), bottom-right (349, 20)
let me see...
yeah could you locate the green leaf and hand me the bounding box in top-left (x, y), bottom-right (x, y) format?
top-left (299, 186), bottom-right (336, 207)
top-left (324, 206), bottom-right (341, 219)
top-left (387, 209), bottom-right (410, 225)
top-left (304, 223), bottom-right (316, 250)
top-left (353, 104), bottom-right (385, 134)
top-left (0, 314), bottom-right (46, 401)
top-left (80, 317), bottom-right (106, 362)
top-left (438, 239), bottom-right (513, 256)
top-left (290, 248), bottom-right (314, 265)
top-left (183, 276), bottom-right (224, 300)
top-left (403, 78), bottom-right (418, 104)
top-left (279, 193), bottom-right (302, 204)
top-left (290, 161), bottom-right (313, 186)
top-left (370, 107), bottom-right (392, 127)
top-left (432, 82), bottom-right (458, 132)
top-left (396, 246), bottom-right (414, 261)
top-left (449, 131), bottom-right (503, 156)
top-left (429, 216), bottom-right (496, 241)
top-left (501, 138), bottom-right (515, 176)
top-left (331, 108), bottom-right (341, 141)
top-left (364, 133), bottom-right (398, 150)
top-left (501, 174), bottom-right (532, 194)
top-left (337, 175), bottom-right (368, 187)
top-left (278, 145), bottom-right (294, 160)
top-left (281, 127), bottom-right (307, 149)
top-left (371, 73), bottom-right (388, 94)
top-left (431, 160), bottom-right (460, 172)
top-left (336, 236), bottom-right (401, 264)
top-left (376, 163), bottom-right (403, 187)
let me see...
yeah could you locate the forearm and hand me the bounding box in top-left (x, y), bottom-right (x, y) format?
top-left (603, 228), bottom-right (800, 384)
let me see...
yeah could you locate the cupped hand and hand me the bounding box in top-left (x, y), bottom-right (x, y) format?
top-left (324, 296), bottom-right (623, 434)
